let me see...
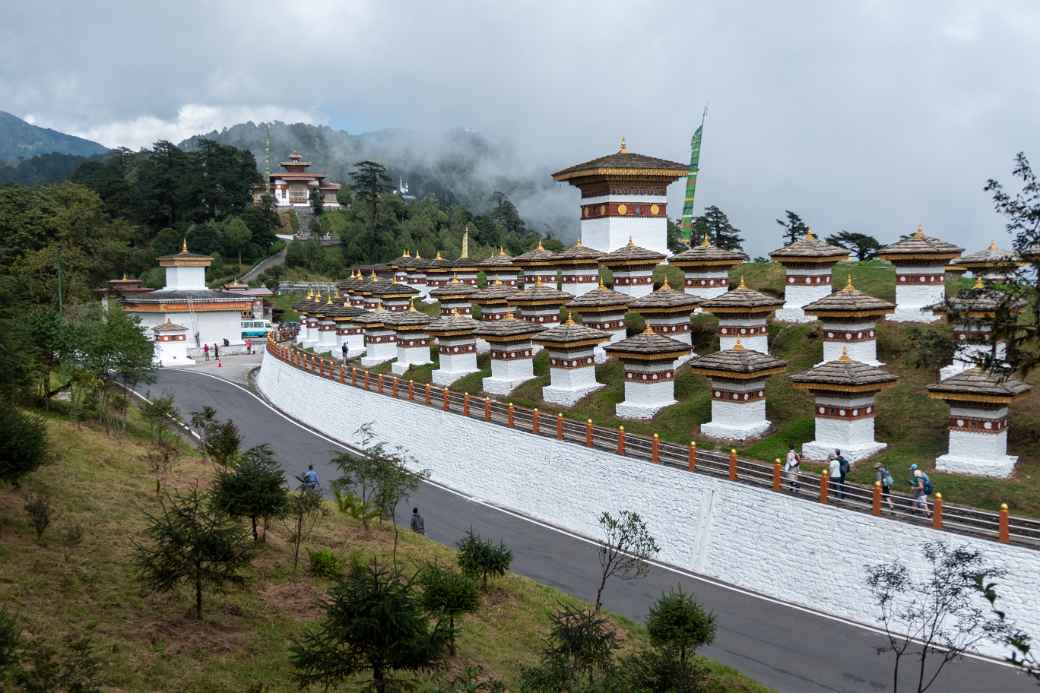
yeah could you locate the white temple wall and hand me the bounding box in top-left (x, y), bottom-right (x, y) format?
top-left (162, 266), bottom-right (207, 290)
top-left (777, 282), bottom-right (830, 323)
top-left (581, 216), bottom-right (667, 255)
top-left (257, 351), bottom-right (1040, 658)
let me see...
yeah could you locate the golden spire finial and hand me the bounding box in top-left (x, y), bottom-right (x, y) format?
top-left (839, 346), bottom-right (852, 363)
top-left (973, 275), bottom-right (985, 289)
top-left (627, 236), bottom-right (635, 248)
top-left (409, 298), bottom-right (419, 312)
top-left (643, 321), bottom-right (655, 335)
top-left (493, 279), bottom-right (503, 285)
top-left (122, 272), bottom-right (128, 281)
top-left (565, 311), bottom-right (576, 326)
top-left (436, 250), bottom-right (443, 261)
top-left (913, 224), bottom-right (925, 240)
top-left (805, 227), bottom-right (815, 240)
top-left (598, 275), bottom-right (606, 290)
top-left (844, 274), bottom-right (855, 292)
top-left (326, 294), bottom-right (334, 305)
top-left (536, 239), bottom-right (544, 251)
top-left (404, 249), bottom-right (411, 257)
top-left (575, 238), bottom-right (583, 247)
top-left (661, 275), bottom-right (672, 290)
top-left (180, 237), bottom-right (188, 253)
top-left (315, 290), bottom-right (322, 302)
top-left (733, 338), bottom-right (745, 351)
top-left (504, 310), bottom-right (515, 321)
top-left (450, 274), bottom-right (461, 285)
top-left (415, 251), bottom-right (422, 260)
top-left (369, 270), bottom-right (377, 281)
top-left (988, 240), bottom-right (998, 252)
top-left (738, 274), bottom-right (747, 289)
top-left (306, 288), bottom-right (314, 299)
top-left (498, 246), bottom-right (508, 257)
top-left (618, 136), bottom-right (628, 154)
top-left (701, 234), bottom-right (710, 247)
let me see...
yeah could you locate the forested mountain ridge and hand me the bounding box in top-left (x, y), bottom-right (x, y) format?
top-left (0, 111), bottom-right (109, 161)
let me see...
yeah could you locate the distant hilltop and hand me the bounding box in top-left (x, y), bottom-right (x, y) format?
top-left (0, 111), bottom-right (109, 162)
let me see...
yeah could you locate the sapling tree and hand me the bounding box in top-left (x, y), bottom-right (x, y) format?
top-left (0, 609), bottom-right (18, 677)
top-left (456, 529), bottom-right (512, 590)
top-left (134, 485), bottom-right (254, 619)
top-left (865, 541), bottom-right (1014, 693)
top-left (419, 563), bottom-right (480, 655)
top-left (519, 603), bottom-right (620, 691)
top-left (0, 407), bottom-right (48, 487)
top-left (203, 419), bottom-right (241, 468)
top-left (593, 510), bottom-right (660, 612)
top-left (283, 475), bottom-right (326, 575)
top-left (140, 393), bottom-right (181, 494)
top-left (189, 405), bottom-right (217, 455)
top-left (211, 444), bottom-right (289, 541)
top-left (23, 493), bottom-right (51, 543)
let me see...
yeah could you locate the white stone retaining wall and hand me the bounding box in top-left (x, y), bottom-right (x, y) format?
top-left (258, 352), bottom-right (1040, 657)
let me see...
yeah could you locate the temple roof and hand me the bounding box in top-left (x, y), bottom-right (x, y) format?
top-left (790, 350), bottom-right (898, 391)
top-left (700, 279), bottom-right (784, 313)
top-left (422, 253), bottom-right (455, 271)
top-left (390, 252), bottom-right (417, 269)
top-left (927, 368), bottom-right (1031, 402)
top-left (802, 278), bottom-right (895, 316)
top-left (565, 284), bottom-right (634, 310)
top-left (604, 325), bottom-right (692, 358)
top-left (385, 308), bottom-right (433, 328)
top-left (477, 248), bottom-right (516, 269)
top-left (315, 301), bottom-right (364, 318)
top-left (687, 341), bottom-right (787, 378)
top-left (124, 289), bottom-right (249, 304)
top-left (769, 230), bottom-right (850, 262)
top-left (533, 317), bottom-right (610, 346)
top-left (554, 241), bottom-right (605, 263)
top-left (877, 226), bottom-right (963, 260)
top-left (429, 280), bottom-right (478, 299)
top-left (508, 280), bottom-right (574, 305)
top-left (471, 281), bottom-right (517, 304)
top-left (152, 319), bottom-right (188, 333)
top-left (372, 282), bottom-right (420, 297)
top-left (512, 241), bottom-right (560, 265)
top-left (552, 140), bottom-right (687, 182)
top-left (948, 241), bottom-right (1022, 270)
top-left (669, 237), bottom-right (748, 266)
top-left (931, 281), bottom-right (1024, 315)
top-left (600, 238), bottom-right (667, 266)
top-left (474, 314), bottom-right (548, 338)
top-left (355, 309), bottom-right (395, 327)
top-left (427, 311), bottom-right (481, 334)
top-left (629, 281), bottom-right (701, 311)
top-left (337, 271), bottom-right (366, 291)
top-left (156, 238), bottom-right (213, 264)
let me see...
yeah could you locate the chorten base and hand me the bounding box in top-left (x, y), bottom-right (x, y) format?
top-left (361, 355), bottom-right (395, 368)
top-left (432, 367), bottom-right (480, 386)
top-left (615, 399), bottom-right (675, 420)
top-left (482, 376), bottom-right (535, 396)
top-left (593, 346), bottom-right (608, 364)
top-left (940, 363), bottom-right (970, 381)
top-left (802, 440), bottom-right (887, 463)
top-left (888, 308), bottom-right (940, 323)
top-left (700, 419), bottom-right (770, 442)
top-left (346, 347), bottom-right (366, 359)
top-left (935, 453), bottom-right (1016, 478)
top-left (391, 359), bottom-right (432, 376)
top-left (475, 338), bottom-right (491, 355)
top-left (542, 383), bottom-right (604, 407)
top-left (774, 306), bottom-right (814, 323)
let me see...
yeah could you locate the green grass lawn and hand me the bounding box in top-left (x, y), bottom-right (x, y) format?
top-left (0, 410), bottom-right (769, 692)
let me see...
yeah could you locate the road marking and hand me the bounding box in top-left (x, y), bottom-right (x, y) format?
top-left (155, 367), bottom-right (1018, 670)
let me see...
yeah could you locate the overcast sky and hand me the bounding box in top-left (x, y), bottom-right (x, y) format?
top-left (2, 1), bottom-right (1039, 255)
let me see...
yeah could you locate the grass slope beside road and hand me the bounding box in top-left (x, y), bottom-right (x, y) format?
top-left (0, 409), bottom-right (769, 692)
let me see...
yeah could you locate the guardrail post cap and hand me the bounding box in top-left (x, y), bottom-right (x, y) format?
top-left (689, 441), bottom-right (696, 447)
top-left (1000, 502), bottom-right (1008, 510)
top-left (653, 433), bottom-right (659, 439)
top-left (587, 418), bottom-right (593, 424)
top-left (730, 448), bottom-right (736, 454)
top-left (935, 492), bottom-right (942, 499)
top-left (533, 407), bottom-right (539, 413)
top-left (618, 425), bottom-right (624, 431)
top-left (875, 480), bottom-right (881, 487)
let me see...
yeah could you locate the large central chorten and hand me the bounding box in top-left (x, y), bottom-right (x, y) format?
top-left (552, 139), bottom-right (686, 255)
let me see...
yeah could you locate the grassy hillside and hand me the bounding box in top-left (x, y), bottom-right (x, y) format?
top-left (0, 410), bottom-right (768, 692)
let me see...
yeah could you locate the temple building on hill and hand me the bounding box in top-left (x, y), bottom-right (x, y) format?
top-left (257, 151), bottom-right (342, 209)
top-left (114, 240), bottom-right (254, 351)
top-left (552, 139), bottom-right (686, 255)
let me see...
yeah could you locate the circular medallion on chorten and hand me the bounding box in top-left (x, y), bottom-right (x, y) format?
top-left (618, 204), bottom-right (628, 215)
top-left (650, 204), bottom-right (660, 215)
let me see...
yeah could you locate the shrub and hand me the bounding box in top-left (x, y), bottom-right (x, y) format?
top-left (23, 493), bottom-right (51, 543)
top-left (308, 548), bottom-right (343, 579)
top-left (0, 609), bottom-right (18, 677)
top-left (456, 530), bottom-right (512, 590)
top-left (0, 408), bottom-right (48, 487)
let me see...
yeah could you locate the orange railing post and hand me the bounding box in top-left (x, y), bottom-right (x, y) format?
top-left (820, 470), bottom-right (830, 504)
top-left (585, 419), bottom-right (593, 447)
top-left (351, 367), bottom-right (357, 386)
top-left (872, 481), bottom-right (882, 516)
top-left (463, 393), bottom-right (471, 417)
top-left (425, 383), bottom-right (432, 405)
top-left (999, 503), bottom-right (1009, 543)
top-left (442, 387), bottom-right (450, 412)
top-left (651, 434), bottom-right (660, 464)
top-left (728, 449), bottom-right (737, 480)
top-left (556, 413), bottom-right (564, 440)
top-left (688, 442), bottom-right (697, 471)
top-left (933, 493), bottom-right (943, 530)
top-left (377, 373), bottom-right (384, 394)
top-left (507, 403), bottom-right (515, 427)
top-left (391, 377), bottom-right (399, 398)
top-left (484, 396), bottom-right (492, 422)
top-left (532, 408), bottom-right (540, 434)
top-left (772, 458), bottom-right (781, 491)
top-left (339, 366), bottom-right (345, 383)
top-left (363, 370), bottom-right (370, 390)
top-left (617, 426), bottom-right (625, 455)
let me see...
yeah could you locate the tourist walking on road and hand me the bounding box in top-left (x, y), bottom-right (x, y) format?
top-left (203, 343), bottom-right (209, 361)
top-left (342, 343), bottom-right (348, 360)
top-left (784, 443), bottom-right (801, 493)
top-left (909, 464), bottom-right (931, 516)
top-left (874, 462), bottom-right (895, 512)
top-left (410, 507), bottom-right (425, 535)
top-left (213, 343), bottom-right (220, 360)
top-left (302, 464), bottom-right (320, 492)
top-left (827, 453), bottom-right (843, 500)
top-left (834, 449), bottom-right (849, 500)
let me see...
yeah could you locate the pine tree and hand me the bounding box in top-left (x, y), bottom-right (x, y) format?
top-left (776, 210), bottom-right (809, 245)
top-left (692, 205), bottom-right (745, 250)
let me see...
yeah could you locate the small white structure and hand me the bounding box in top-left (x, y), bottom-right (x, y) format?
top-left (629, 277), bottom-right (701, 365)
top-left (357, 310), bottom-right (398, 368)
top-left (374, 282), bottom-right (420, 313)
top-left (512, 241), bottom-right (562, 288)
top-left (599, 239), bottom-right (665, 299)
top-left (932, 278), bottom-right (1015, 380)
top-left (152, 320), bottom-right (194, 366)
top-left (552, 138), bottom-right (686, 255)
top-left (404, 254), bottom-right (430, 299)
top-left (471, 281), bottom-right (516, 355)
top-left (769, 230), bottom-right (849, 323)
top-left (670, 236), bottom-right (748, 301)
top-left (477, 249), bottom-right (519, 287)
top-left (700, 277), bottom-right (783, 354)
top-left (556, 241), bottom-right (604, 296)
top-left (928, 368), bottom-right (1031, 478)
top-left (508, 279), bottom-right (573, 327)
top-left (534, 315), bottom-right (610, 406)
top-left (388, 308), bottom-right (434, 376)
top-left (429, 279), bottom-right (478, 316)
top-left (687, 340), bottom-right (786, 441)
top-left (333, 306), bottom-right (367, 359)
top-left (423, 252), bottom-right (455, 294)
top-left (564, 282), bottom-right (633, 346)
top-left (428, 311), bottom-right (481, 386)
top-left (604, 325), bottom-right (691, 419)
top-left (291, 290), bottom-right (318, 345)
top-left (802, 276), bottom-right (894, 366)
top-left (390, 251), bottom-right (413, 284)
top-left (475, 313), bottom-right (547, 395)
top-left (947, 240), bottom-right (1023, 285)
top-left (878, 225), bottom-right (962, 323)
top-left (791, 349), bottom-right (898, 463)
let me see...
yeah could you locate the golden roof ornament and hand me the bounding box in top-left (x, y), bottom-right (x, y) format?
top-left (493, 279), bottom-right (504, 285)
top-left (805, 227), bottom-right (815, 241)
top-left (565, 311), bottom-right (576, 326)
top-left (661, 275), bottom-right (672, 290)
top-left (839, 346), bottom-right (852, 363)
top-left (180, 237), bottom-right (189, 253)
top-left (598, 275), bottom-right (606, 290)
top-left (436, 250), bottom-right (444, 261)
top-left (575, 239), bottom-right (583, 247)
top-left (738, 274), bottom-right (747, 289)
top-left (618, 136), bottom-right (628, 154)
top-left (733, 338), bottom-right (745, 351)
top-left (701, 234), bottom-right (710, 247)
top-left (843, 274), bottom-right (855, 292)
top-left (409, 298), bottom-right (419, 312)
top-left (306, 288), bottom-right (314, 299)
top-left (415, 251), bottom-right (422, 260)
top-left (504, 311), bottom-right (515, 321)
top-left (369, 270), bottom-right (377, 281)
top-left (973, 276), bottom-right (985, 289)
top-left (536, 239), bottom-right (544, 251)
top-left (326, 295), bottom-right (334, 305)
top-left (643, 322), bottom-right (655, 335)
top-left (627, 236), bottom-right (635, 248)
top-left (122, 273), bottom-right (128, 281)
top-left (450, 274), bottom-right (461, 284)
top-left (913, 224), bottom-right (926, 240)
top-left (988, 240), bottom-right (999, 251)
top-left (498, 246), bottom-right (508, 257)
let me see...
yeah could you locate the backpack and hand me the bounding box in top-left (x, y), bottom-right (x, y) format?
top-left (838, 456), bottom-right (850, 477)
top-left (881, 469), bottom-right (894, 488)
top-left (921, 472), bottom-right (933, 495)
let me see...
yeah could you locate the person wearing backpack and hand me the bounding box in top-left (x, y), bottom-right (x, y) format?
top-left (834, 449), bottom-right (850, 500)
top-left (784, 443), bottom-right (801, 493)
top-left (874, 462), bottom-right (895, 512)
top-left (909, 464), bottom-right (931, 516)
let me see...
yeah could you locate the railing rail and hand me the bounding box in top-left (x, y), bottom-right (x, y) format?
top-left (267, 334), bottom-right (1040, 550)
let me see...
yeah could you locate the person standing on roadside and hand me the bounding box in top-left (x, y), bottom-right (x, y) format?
top-left (834, 449), bottom-right (850, 500)
top-left (302, 464), bottom-right (320, 492)
top-left (213, 343), bottom-right (220, 360)
top-left (828, 453), bottom-right (842, 499)
top-left (784, 443), bottom-right (801, 493)
top-left (874, 462), bottom-right (895, 512)
top-left (410, 507), bottom-right (425, 535)
top-left (203, 343), bottom-right (210, 361)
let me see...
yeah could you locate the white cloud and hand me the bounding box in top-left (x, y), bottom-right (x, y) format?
top-left (74, 104), bottom-right (320, 150)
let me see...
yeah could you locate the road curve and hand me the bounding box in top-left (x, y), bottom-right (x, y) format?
top-left (147, 368), bottom-right (1033, 693)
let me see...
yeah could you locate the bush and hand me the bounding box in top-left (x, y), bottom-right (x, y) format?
top-left (308, 548), bottom-right (343, 579)
top-left (420, 564), bottom-right (480, 654)
top-left (23, 493), bottom-right (51, 543)
top-left (0, 408), bottom-right (48, 487)
top-left (0, 609), bottom-right (18, 677)
top-left (456, 530), bottom-right (512, 590)
top-left (14, 632), bottom-right (104, 693)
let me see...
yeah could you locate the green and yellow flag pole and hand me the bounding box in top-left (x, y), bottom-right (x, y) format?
top-left (679, 105), bottom-right (708, 244)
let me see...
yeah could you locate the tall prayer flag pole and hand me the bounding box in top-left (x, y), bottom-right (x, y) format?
top-left (679, 106), bottom-right (708, 243)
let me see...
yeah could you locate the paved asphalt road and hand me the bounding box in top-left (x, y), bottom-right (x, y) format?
top-left (147, 368), bottom-right (1033, 693)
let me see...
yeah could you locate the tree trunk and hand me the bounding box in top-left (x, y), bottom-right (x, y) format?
top-left (195, 568), bottom-right (204, 620)
top-left (251, 516), bottom-right (259, 542)
top-left (156, 478), bottom-right (161, 495)
top-left (449, 615), bottom-right (456, 656)
top-left (373, 662), bottom-right (386, 693)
